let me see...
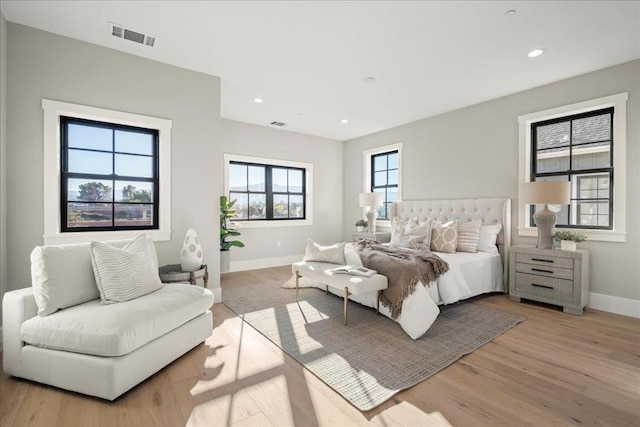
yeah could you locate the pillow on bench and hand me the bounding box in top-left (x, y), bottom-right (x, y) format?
top-left (302, 239), bottom-right (346, 265)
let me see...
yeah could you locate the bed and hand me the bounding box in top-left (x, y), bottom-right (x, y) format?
top-left (324, 198), bottom-right (512, 338)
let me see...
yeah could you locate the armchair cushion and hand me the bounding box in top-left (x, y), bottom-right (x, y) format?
top-left (20, 283), bottom-right (214, 357)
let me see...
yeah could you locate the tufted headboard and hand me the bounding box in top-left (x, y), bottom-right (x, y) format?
top-left (389, 198), bottom-right (511, 287)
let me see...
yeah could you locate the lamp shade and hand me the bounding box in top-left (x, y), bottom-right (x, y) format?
top-left (359, 192), bottom-right (383, 207)
top-left (521, 181), bottom-right (570, 205)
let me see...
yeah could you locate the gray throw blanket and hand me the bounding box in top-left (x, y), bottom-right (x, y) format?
top-left (353, 240), bottom-right (449, 319)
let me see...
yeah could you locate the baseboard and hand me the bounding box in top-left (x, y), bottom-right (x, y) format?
top-left (589, 292), bottom-right (640, 318)
top-left (230, 254), bottom-right (303, 273)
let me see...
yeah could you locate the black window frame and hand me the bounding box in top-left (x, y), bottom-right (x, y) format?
top-left (530, 107), bottom-right (614, 230)
top-left (370, 150), bottom-right (399, 220)
top-left (60, 116), bottom-right (160, 232)
top-left (229, 161), bottom-right (306, 221)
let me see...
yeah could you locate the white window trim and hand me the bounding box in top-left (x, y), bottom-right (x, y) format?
top-left (517, 93), bottom-right (627, 243)
top-left (363, 143), bottom-right (403, 228)
top-left (223, 153), bottom-right (313, 228)
top-left (42, 99), bottom-right (172, 245)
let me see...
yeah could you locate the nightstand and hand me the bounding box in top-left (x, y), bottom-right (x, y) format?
top-left (509, 245), bottom-right (589, 315)
top-left (352, 231), bottom-right (391, 243)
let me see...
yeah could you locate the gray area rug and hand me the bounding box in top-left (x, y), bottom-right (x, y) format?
top-left (223, 281), bottom-right (525, 411)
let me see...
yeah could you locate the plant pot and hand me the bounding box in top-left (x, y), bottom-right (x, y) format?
top-left (356, 226), bottom-right (365, 232)
top-left (220, 250), bottom-right (231, 273)
top-left (560, 240), bottom-right (577, 251)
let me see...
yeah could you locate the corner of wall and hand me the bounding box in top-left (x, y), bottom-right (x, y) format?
top-left (0, 11), bottom-right (9, 330)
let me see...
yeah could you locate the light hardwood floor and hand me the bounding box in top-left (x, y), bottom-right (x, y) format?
top-left (1, 265), bottom-right (639, 426)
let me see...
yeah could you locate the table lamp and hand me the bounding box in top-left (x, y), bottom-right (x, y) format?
top-left (359, 192), bottom-right (384, 233)
top-left (521, 181), bottom-right (571, 249)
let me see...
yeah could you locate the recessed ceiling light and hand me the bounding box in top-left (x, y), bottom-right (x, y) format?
top-left (527, 49), bottom-right (545, 58)
top-left (253, 98), bottom-right (264, 103)
top-left (363, 77), bottom-right (376, 84)
top-left (341, 119), bottom-right (349, 124)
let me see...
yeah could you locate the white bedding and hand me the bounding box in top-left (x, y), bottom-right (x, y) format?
top-left (324, 245), bottom-right (504, 339)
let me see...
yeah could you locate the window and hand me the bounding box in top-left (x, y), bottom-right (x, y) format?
top-left (61, 117), bottom-right (159, 231)
top-left (224, 154), bottom-right (313, 227)
top-left (370, 151), bottom-right (399, 220)
top-left (229, 162), bottom-right (305, 220)
top-left (363, 143), bottom-right (403, 223)
top-left (518, 93), bottom-right (627, 242)
top-left (530, 108), bottom-right (613, 229)
top-left (42, 99), bottom-right (172, 244)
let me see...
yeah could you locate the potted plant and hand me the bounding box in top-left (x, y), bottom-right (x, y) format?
top-left (355, 219), bottom-right (368, 232)
top-left (220, 195), bottom-right (245, 273)
top-left (553, 231), bottom-right (587, 251)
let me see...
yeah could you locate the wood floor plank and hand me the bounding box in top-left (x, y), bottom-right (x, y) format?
top-left (1, 265), bottom-right (638, 427)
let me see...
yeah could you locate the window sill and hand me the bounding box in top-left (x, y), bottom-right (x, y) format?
top-left (44, 229), bottom-right (171, 245)
top-left (518, 227), bottom-right (625, 243)
top-left (232, 220), bottom-right (312, 229)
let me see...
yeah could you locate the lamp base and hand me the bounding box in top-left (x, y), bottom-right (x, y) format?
top-left (533, 204), bottom-right (557, 249)
top-left (366, 210), bottom-right (378, 233)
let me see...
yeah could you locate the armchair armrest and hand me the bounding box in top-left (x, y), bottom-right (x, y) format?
top-left (3, 288), bottom-right (38, 375)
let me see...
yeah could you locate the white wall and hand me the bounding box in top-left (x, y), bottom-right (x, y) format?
top-left (220, 119), bottom-right (343, 270)
top-left (6, 23), bottom-right (224, 294)
top-left (344, 60), bottom-right (640, 304)
top-left (0, 12), bottom-right (7, 330)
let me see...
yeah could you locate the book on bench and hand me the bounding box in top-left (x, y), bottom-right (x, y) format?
top-left (327, 265), bottom-right (377, 277)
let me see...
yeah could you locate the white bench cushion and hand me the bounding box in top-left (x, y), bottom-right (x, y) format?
top-left (20, 283), bottom-right (213, 357)
top-left (292, 261), bottom-right (387, 294)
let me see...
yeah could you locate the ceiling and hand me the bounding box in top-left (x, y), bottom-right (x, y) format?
top-left (2, 1), bottom-right (639, 141)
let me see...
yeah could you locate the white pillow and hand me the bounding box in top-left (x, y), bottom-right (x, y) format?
top-left (456, 219), bottom-right (483, 253)
top-left (302, 239), bottom-right (346, 265)
top-left (31, 243), bottom-right (102, 316)
top-left (477, 224), bottom-right (503, 254)
top-left (90, 234), bottom-right (163, 304)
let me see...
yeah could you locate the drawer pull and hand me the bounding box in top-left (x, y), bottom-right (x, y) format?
top-left (531, 283), bottom-right (554, 290)
top-left (531, 268), bottom-right (553, 274)
top-left (531, 258), bottom-right (554, 263)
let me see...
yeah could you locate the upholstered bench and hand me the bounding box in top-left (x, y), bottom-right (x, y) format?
top-left (291, 261), bottom-right (388, 325)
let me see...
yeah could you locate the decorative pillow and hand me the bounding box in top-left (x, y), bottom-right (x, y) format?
top-left (90, 234), bottom-right (163, 304)
top-left (477, 223), bottom-right (503, 254)
top-left (389, 217), bottom-right (409, 246)
top-left (302, 239), bottom-right (345, 265)
top-left (456, 219), bottom-right (483, 253)
top-left (389, 233), bottom-right (425, 250)
top-left (405, 219), bottom-right (433, 248)
top-left (430, 220), bottom-right (459, 253)
top-left (389, 217), bottom-right (428, 250)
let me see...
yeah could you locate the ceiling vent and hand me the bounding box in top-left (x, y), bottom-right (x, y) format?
top-left (109, 22), bottom-right (155, 47)
top-left (270, 121), bottom-right (287, 127)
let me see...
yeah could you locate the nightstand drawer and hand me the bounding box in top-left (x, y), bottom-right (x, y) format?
top-left (352, 232), bottom-right (391, 243)
top-left (515, 262), bottom-right (573, 280)
top-left (516, 253), bottom-right (574, 269)
top-left (515, 273), bottom-right (573, 300)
